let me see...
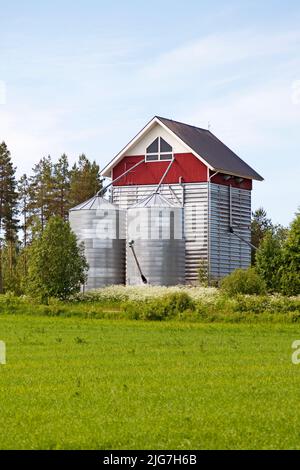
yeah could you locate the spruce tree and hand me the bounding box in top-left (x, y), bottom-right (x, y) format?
top-left (53, 154), bottom-right (70, 220)
top-left (69, 154), bottom-right (101, 207)
top-left (28, 156), bottom-right (55, 234)
top-left (0, 142), bottom-right (19, 292)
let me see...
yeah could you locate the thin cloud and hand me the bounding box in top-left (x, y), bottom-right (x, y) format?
top-left (138, 30), bottom-right (300, 88)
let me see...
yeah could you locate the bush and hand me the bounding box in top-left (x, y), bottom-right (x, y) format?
top-left (26, 216), bottom-right (88, 301)
top-left (123, 292), bottom-right (195, 321)
top-left (279, 212), bottom-right (300, 296)
top-left (72, 285), bottom-right (218, 303)
top-left (1, 291), bottom-right (299, 323)
top-left (255, 231), bottom-right (284, 292)
top-left (220, 268), bottom-right (266, 296)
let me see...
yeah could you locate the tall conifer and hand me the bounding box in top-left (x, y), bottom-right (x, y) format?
top-left (0, 142), bottom-right (19, 292)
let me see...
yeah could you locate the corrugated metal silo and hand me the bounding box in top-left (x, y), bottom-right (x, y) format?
top-left (69, 196), bottom-right (126, 290)
top-left (127, 192), bottom-right (185, 286)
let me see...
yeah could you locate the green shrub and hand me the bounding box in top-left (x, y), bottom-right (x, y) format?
top-left (1, 289), bottom-right (299, 324)
top-left (26, 216), bottom-right (88, 301)
top-left (123, 292), bottom-right (195, 321)
top-left (165, 292), bottom-right (195, 313)
top-left (231, 295), bottom-right (270, 314)
top-left (279, 212), bottom-right (300, 296)
top-left (255, 231), bottom-right (284, 292)
top-left (220, 268), bottom-right (266, 296)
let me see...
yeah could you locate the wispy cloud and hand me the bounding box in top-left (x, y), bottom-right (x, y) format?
top-left (138, 30), bottom-right (300, 86)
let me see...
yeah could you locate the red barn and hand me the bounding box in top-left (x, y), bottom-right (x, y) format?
top-left (101, 116), bottom-right (263, 284)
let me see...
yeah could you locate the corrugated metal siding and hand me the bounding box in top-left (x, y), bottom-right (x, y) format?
top-left (69, 208), bottom-right (126, 289)
top-left (183, 184), bottom-right (208, 283)
top-left (112, 182), bottom-right (251, 284)
top-left (112, 183), bottom-right (208, 284)
top-left (126, 193), bottom-right (185, 286)
top-left (209, 183), bottom-right (251, 280)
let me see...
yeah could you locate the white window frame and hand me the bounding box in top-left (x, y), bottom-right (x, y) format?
top-left (145, 137), bottom-right (173, 162)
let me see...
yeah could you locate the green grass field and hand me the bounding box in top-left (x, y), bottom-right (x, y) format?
top-left (1, 314), bottom-right (300, 449)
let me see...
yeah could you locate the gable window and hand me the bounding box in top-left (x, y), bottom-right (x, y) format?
top-left (146, 137), bottom-right (173, 162)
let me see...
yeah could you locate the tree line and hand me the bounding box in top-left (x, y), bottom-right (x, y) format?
top-left (0, 141), bottom-right (101, 294)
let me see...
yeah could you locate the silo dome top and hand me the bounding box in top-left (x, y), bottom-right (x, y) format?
top-left (130, 192), bottom-right (180, 209)
top-left (70, 195), bottom-right (118, 212)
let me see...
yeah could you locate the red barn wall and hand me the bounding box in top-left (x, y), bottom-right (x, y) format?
top-left (210, 172), bottom-right (252, 190)
top-left (112, 153), bottom-right (208, 186)
top-left (112, 154), bottom-right (252, 190)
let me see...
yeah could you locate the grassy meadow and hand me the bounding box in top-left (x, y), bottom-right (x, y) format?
top-left (1, 313), bottom-right (300, 449)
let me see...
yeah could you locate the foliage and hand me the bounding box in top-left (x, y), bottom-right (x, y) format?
top-left (26, 216), bottom-right (88, 300)
top-left (18, 174), bottom-right (30, 246)
top-left (53, 154), bottom-right (70, 221)
top-left (0, 288), bottom-right (300, 322)
top-left (251, 207), bottom-right (273, 264)
top-left (220, 267), bottom-right (266, 296)
top-left (28, 156), bottom-right (55, 234)
top-left (71, 284), bottom-right (218, 303)
top-left (19, 153), bottom-right (101, 241)
top-left (123, 292), bottom-right (195, 320)
top-left (0, 142), bottom-right (19, 293)
top-left (255, 231), bottom-right (284, 292)
top-left (279, 211), bottom-right (300, 296)
top-left (69, 154), bottom-right (101, 208)
top-left (0, 142), bottom-right (19, 242)
top-left (1, 243), bottom-right (22, 295)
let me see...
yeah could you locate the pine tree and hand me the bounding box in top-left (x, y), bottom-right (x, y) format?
top-left (0, 142), bottom-right (19, 292)
top-left (28, 156), bottom-right (55, 234)
top-left (69, 154), bottom-right (101, 207)
top-left (53, 154), bottom-right (70, 220)
top-left (18, 174), bottom-right (30, 247)
top-left (2, 242), bottom-right (22, 294)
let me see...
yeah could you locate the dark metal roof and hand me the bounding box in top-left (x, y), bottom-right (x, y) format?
top-left (157, 116), bottom-right (263, 181)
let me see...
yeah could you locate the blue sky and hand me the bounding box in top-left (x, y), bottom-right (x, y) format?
top-left (1, 0), bottom-right (300, 225)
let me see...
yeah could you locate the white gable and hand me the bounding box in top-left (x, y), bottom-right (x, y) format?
top-left (101, 116), bottom-right (206, 177)
top-left (126, 122), bottom-right (187, 156)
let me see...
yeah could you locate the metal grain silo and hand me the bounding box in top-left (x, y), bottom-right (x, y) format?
top-left (126, 192), bottom-right (185, 286)
top-left (69, 196), bottom-right (126, 290)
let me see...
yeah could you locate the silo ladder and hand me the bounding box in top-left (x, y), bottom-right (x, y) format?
top-left (128, 240), bottom-right (148, 284)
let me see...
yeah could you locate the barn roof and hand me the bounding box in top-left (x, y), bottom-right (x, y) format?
top-left (157, 117), bottom-right (263, 181)
top-left (101, 116), bottom-right (263, 181)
